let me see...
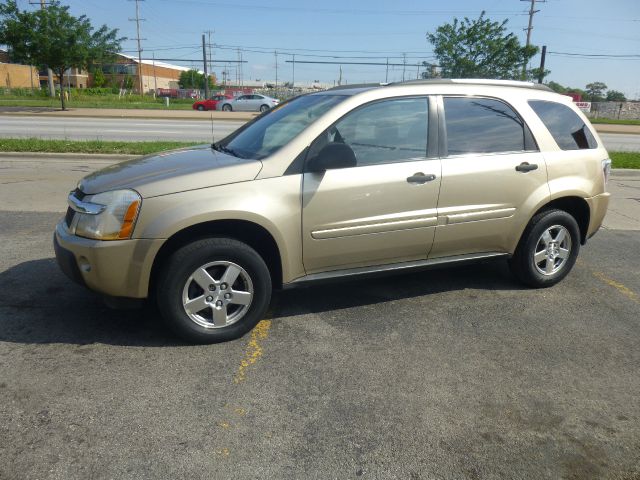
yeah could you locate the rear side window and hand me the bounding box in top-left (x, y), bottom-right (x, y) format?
top-left (528, 100), bottom-right (597, 150)
top-left (444, 97), bottom-right (536, 156)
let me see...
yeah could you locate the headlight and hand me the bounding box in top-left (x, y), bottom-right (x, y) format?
top-left (72, 189), bottom-right (141, 240)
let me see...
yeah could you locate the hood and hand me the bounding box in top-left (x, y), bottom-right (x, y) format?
top-left (78, 145), bottom-right (263, 198)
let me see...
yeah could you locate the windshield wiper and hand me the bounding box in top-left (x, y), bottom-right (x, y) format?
top-left (218, 145), bottom-right (244, 159)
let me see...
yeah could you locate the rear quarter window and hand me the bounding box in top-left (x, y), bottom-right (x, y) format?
top-left (528, 100), bottom-right (597, 150)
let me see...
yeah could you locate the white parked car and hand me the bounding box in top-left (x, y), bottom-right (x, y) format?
top-left (218, 94), bottom-right (279, 112)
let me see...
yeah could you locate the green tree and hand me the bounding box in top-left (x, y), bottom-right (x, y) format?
top-left (92, 68), bottom-right (106, 87)
top-left (585, 82), bottom-right (607, 101)
top-left (606, 90), bottom-right (626, 102)
top-left (178, 69), bottom-right (214, 90)
top-left (427, 11), bottom-right (538, 79)
top-left (0, 0), bottom-right (122, 110)
top-left (547, 81), bottom-right (567, 94)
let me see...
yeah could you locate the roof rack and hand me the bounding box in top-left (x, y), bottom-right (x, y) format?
top-left (390, 78), bottom-right (553, 92)
top-left (325, 83), bottom-right (386, 91)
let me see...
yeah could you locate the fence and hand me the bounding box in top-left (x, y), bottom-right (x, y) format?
top-left (589, 102), bottom-right (640, 120)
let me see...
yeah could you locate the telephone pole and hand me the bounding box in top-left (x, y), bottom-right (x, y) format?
top-left (129, 0), bottom-right (146, 94)
top-left (30, 0), bottom-right (55, 96)
top-left (274, 51), bottom-right (278, 92)
top-left (521, 0), bottom-right (545, 78)
top-left (202, 34), bottom-right (210, 98)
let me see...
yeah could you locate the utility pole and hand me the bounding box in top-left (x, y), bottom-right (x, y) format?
top-left (152, 52), bottom-right (158, 93)
top-left (274, 51), bottom-right (278, 92)
top-left (537, 45), bottom-right (547, 83)
top-left (385, 58), bottom-right (389, 83)
top-left (292, 54), bottom-right (295, 89)
top-left (207, 30), bottom-right (214, 77)
top-left (402, 53), bottom-right (407, 82)
top-left (31, 0), bottom-right (55, 96)
top-left (129, 0), bottom-right (146, 94)
top-left (521, 0), bottom-right (545, 78)
top-left (202, 34), bottom-right (210, 98)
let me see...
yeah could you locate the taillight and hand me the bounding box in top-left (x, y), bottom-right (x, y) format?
top-left (602, 158), bottom-right (612, 186)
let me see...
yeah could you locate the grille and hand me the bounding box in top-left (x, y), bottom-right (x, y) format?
top-left (64, 207), bottom-right (75, 227)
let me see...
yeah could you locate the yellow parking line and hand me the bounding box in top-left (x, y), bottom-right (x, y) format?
top-left (234, 319), bottom-right (272, 384)
top-left (591, 270), bottom-right (640, 305)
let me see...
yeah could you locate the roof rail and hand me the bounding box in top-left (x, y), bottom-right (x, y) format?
top-left (391, 78), bottom-right (553, 92)
top-left (325, 83), bottom-right (386, 91)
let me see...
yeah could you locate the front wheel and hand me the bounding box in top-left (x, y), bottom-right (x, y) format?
top-left (197, 105), bottom-right (205, 111)
top-left (157, 238), bottom-right (272, 343)
top-left (509, 209), bottom-right (580, 288)
top-left (222, 104), bottom-right (232, 112)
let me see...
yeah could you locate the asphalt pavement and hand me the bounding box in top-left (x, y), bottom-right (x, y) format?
top-left (1, 114), bottom-right (640, 151)
top-left (1, 157), bottom-right (639, 479)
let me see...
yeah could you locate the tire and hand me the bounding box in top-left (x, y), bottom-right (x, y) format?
top-left (197, 105), bottom-right (205, 111)
top-left (509, 209), bottom-right (580, 288)
top-left (157, 238), bottom-right (272, 344)
top-left (222, 104), bottom-right (232, 112)
top-left (259, 104), bottom-right (269, 113)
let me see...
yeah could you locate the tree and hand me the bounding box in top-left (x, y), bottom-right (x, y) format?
top-left (427, 11), bottom-right (538, 79)
top-left (0, 1), bottom-right (122, 110)
top-left (585, 82), bottom-right (607, 102)
top-left (606, 90), bottom-right (626, 102)
top-left (178, 69), bottom-right (214, 90)
top-left (92, 68), bottom-right (106, 88)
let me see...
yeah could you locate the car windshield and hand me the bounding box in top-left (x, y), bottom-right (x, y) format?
top-left (217, 94), bottom-right (347, 160)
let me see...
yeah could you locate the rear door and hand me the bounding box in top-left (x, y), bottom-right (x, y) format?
top-left (302, 96), bottom-right (441, 273)
top-left (430, 95), bottom-right (549, 258)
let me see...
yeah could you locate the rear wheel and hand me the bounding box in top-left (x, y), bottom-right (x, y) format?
top-left (197, 105), bottom-right (205, 111)
top-left (509, 209), bottom-right (580, 288)
top-left (157, 238), bottom-right (272, 343)
top-left (222, 104), bottom-right (232, 112)
top-left (259, 104), bottom-right (269, 112)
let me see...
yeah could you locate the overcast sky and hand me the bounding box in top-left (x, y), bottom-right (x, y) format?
top-left (20, 0), bottom-right (640, 97)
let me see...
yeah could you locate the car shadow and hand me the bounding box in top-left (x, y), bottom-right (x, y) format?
top-left (0, 257), bottom-right (522, 346)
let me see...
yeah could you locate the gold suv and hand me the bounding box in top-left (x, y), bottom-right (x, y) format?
top-left (54, 79), bottom-right (611, 343)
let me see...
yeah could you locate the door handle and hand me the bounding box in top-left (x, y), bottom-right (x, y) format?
top-left (515, 162), bottom-right (538, 173)
top-left (407, 172), bottom-right (436, 184)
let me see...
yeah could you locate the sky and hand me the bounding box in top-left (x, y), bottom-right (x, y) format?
top-left (17, 0), bottom-right (640, 98)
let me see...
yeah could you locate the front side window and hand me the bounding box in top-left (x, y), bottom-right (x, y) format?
top-left (528, 100), bottom-right (597, 150)
top-left (218, 94), bottom-right (347, 159)
top-left (444, 97), bottom-right (536, 156)
top-left (309, 97), bottom-right (429, 167)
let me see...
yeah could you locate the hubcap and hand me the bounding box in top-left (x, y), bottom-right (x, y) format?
top-left (533, 225), bottom-right (572, 276)
top-left (181, 261), bottom-right (254, 329)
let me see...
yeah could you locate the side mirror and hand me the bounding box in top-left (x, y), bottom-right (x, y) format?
top-left (307, 143), bottom-right (357, 172)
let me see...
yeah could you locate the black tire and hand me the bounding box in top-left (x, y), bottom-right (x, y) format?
top-left (222, 104), bottom-right (232, 112)
top-left (197, 105), bottom-right (205, 111)
top-left (509, 209), bottom-right (580, 288)
top-left (259, 104), bottom-right (269, 112)
top-left (157, 238), bottom-right (272, 344)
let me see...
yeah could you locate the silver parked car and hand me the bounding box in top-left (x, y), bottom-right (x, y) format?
top-left (218, 94), bottom-right (279, 112)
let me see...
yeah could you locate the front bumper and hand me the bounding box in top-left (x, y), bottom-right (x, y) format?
top-left (585, 192), bottom-right (611, 239)
top-left (54, 221), bottom-right (164, 298)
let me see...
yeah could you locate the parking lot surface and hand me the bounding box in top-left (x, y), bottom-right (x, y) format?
top-left (1, 158), bottom-right (639, 479)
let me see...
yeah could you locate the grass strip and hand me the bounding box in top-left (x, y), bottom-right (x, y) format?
top-left (0, 138), bottom-right (201, 155)
top-left (610, 151), bottom-right (640, 169)
top-left (590, 118), bottom-right (640, 126)
top-left (0, 138), bottom-right (638, 169)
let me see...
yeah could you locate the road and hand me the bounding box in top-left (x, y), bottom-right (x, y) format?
top-left (1, 114), bottom-right (640, 151)
top-left (1, 155), bottom-right (639, 479)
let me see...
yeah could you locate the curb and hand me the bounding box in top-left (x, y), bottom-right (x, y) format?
top-left (0, 151), bottom-right (138, 161)
top-left (611, 168), bottom-right (640, 177)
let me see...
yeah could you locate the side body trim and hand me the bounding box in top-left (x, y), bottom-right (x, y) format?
top-left (287, 251), bottom-right (508, 286)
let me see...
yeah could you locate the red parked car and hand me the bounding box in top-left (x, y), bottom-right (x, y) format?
top-left (192, 94), bottom-right (233, 111)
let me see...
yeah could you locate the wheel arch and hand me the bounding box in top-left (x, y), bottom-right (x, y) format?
top-left (149, 219), bottom-right (284, 298)
top-left (530, 196), bottom-right (591, 245)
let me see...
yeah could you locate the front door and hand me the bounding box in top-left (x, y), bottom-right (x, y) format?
top-left (302, 97), bottom-right (441, 273)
